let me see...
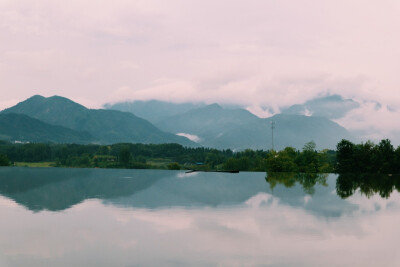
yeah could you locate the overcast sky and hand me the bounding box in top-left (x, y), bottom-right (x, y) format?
top-left (1, 0), bottom-right (400, 141)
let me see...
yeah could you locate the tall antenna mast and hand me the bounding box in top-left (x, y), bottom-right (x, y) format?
top-left (271, 120), bottom-right (275, 151)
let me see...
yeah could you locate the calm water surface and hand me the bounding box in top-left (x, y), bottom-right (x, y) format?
top-left (0, 167), bottom-right (399, 266)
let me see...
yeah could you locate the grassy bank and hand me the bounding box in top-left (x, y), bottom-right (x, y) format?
top-left (14, 162), bottom-right (55, 167)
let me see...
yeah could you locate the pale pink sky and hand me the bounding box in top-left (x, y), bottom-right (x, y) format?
top-left (1, 0), bottom-right (400, 141)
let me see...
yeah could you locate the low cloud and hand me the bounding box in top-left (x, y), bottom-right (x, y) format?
top-left (176, 133), bottom-right (202, 143)
top-left (245, 105), bottom-right (276, 118)
top-left (335, 101), bottom-right (400, 145)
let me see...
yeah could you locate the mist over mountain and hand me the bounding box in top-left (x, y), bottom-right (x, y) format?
top-left (155, 103), bottom-right (259, 140)
top-left (104, 100), bottom-right (205, 124)
top-left (1, 95), bottom-right (196, 146)
top-left (281, 94), bottom-right (360, 119)
top-left (154, 103), bottom-right (353, 150)
top-left (0, 113), bottom-right (94, 144)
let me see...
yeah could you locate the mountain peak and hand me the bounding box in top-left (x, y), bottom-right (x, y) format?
top-left (203, 103), bottom-right (221, 109)
top-left (204, 103), bottom-right (223, 110)
top-left (13, 95), bottom-right (87, 111)
top-left (28, 95), bottom-right (45, 100)
top-left (1, 95), bottom-right (88, 126)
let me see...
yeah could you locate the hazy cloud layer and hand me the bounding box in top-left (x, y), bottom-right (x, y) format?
top-left (335, 101), bottom-right (400, 144)
top-left (1, 0), bottom-right (400, 141)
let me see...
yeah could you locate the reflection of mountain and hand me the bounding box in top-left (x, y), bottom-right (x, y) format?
top-left (0, 168), bottom-right (168, 211)
top-left (111, 171), bottom-right (356, 217)
top-left (108, 171), bottom-right (269, 208)
top-left (0, 168), bottom-right (360, 217)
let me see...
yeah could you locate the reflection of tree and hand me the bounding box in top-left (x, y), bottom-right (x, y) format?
top-left (266, 172), bottom-right (328, 195)
top-left (336, 173), bottom-right (400, 199)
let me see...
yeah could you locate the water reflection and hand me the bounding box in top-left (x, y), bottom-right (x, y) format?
top-left (0, 168), bottom-right (350, 218)
top-left (0, 167), bottom-right (167, 211)
top-left (1, 168), bottom-right (400, 266)
top-left (266, 172), bottom-right (329, 195)
top-left (265, 172), bottom-right (400, 200)
top-left (336, 173), bottom-right (400, 199)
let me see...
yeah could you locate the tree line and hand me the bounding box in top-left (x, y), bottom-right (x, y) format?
top-left (336, 139), bottom-right (400, 174)
top-left (3, 138), bottom-right (398, 173)
top-left (0, 140), bottom-right (335, 171)
top-left (0, 141), bottom-right (260, 170)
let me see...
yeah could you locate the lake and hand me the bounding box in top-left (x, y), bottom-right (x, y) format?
top-left (0, 167), bottom-right (399, 266)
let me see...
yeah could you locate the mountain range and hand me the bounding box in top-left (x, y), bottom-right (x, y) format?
top-left (1, 95), bottom-right (195, 146)
top-left (153, 103), bottom-right (352, 150)
top-left (0, 94), bottom-right (355, 150)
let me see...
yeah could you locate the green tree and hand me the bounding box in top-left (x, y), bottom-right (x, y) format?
top-left (303, 141), bottom-right (316, 152)
top-left (335, 139), bottom-right (355, 173)
top-left (377, 139), bottom-right (394, 173)
top-left (298, 141), bottom-right (319, 173)
top-left (205, 150), bottom-right (225, 168)
top-left (167, 162), bottom-right (181, 170)
top-left (119, 146), bottom-right (132, 167)
top-left (266, 147), bottom-right (298, 172)
top-left (0, 154), bottom-right (10, 166)
top-left (223, 157), bottom-right (250, 171)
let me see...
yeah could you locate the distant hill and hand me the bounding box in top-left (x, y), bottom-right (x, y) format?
top-left (281, 94), bottom-right (360, 119)
top-left (104, 100), bottom-right (204, 124)
top-left (1, 95), bottom-right (196, 146)
top-left (155, 104), bottom-right (353, 150)
top-left (0, 113), bottom-right (93, 143)
top-left (1, 95), bottom-right (355, 149)
top-left (155, 103), bottom-right (259, 142)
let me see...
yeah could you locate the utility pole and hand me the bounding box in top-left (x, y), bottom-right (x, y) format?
top-left (271, 120), bottom-right (275, 151)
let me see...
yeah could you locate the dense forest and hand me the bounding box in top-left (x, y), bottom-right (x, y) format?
top-left (265, 141), bottom-right (336, 173)
top-left (0, 140), bottom-right (335, 172)
top-left (336, 139), bottom-right (400, 173)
